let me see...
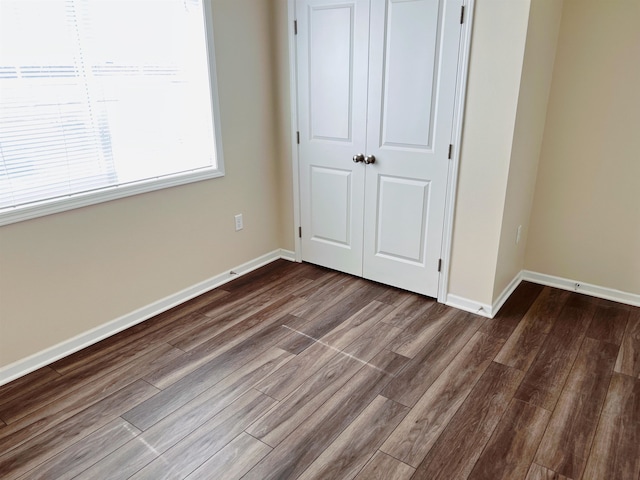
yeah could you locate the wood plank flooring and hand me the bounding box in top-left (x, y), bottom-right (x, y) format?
top-left (1, 259), bottom-right (639, 480)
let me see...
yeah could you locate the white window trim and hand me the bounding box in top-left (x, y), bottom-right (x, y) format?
top-left (0, 0), bottom-right (225, 227)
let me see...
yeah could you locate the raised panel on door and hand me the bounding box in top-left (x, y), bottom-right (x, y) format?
top-left (375, 175), bottom-right (431, 264)
top-left (309, 166), bottom-right (353, 246)
top-left (297, 0), bottom-right (370, 276)
top-left (363, 0), bottom-right (462, 295)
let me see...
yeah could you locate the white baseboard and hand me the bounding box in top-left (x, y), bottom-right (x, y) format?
top-left (445, 271), bottom-right (524, 318)
top-left (445, 294), bottom-right (493, 318)
top-left (0, 249), bottom-right (296, 387)
top-left (491, 271), bottom-right (524, 317)
top-left (446, 269), bottom-right (640, 319)
top-left (522, 270), bottom-right (640, 308)
top-left (279, 249), bottom-right (296, 262)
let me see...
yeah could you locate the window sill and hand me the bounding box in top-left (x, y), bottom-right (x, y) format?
top-left (0, 167), bottom-right (224, 227)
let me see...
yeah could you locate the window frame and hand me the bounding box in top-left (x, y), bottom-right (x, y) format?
top-left (0, 0), bottom-right (225, 227)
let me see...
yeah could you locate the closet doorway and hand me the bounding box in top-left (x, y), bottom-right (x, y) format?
top-left (292, 0), bottom-right (470, 297)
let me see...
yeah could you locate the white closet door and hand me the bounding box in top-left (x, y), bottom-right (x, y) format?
top-left (362, 0), bottom-right (462, 295)
top-left (297, 0), bottom-right (371, 276)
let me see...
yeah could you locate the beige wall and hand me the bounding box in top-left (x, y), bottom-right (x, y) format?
top-left (0, 0), bottom-right (284, 369)
top-left (525, 0), bottom-right (640, 295)
top-left (448, 0), bottom-right (532, 306)
top-left (492, 0), bottom-right (563, 298)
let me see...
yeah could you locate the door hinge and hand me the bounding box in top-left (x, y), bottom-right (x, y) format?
top-left (448, 144), bottom-right (453, 159)
top-left (460, 5), bottom-right (465, 24)
top-left (296, 131), bottom-right (300, 144)
top-left (438, 258), bottom-right (442, 272)
top-left (298, 226), bottom-right (302, 238)
top-left (294, 20), bottom-right (298, 35)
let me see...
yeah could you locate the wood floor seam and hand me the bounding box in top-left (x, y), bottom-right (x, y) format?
top-left (373, 447), bottom-right (414, 468)
top-left (463, 413), bottom-right (506, 480)
top-left (251, 387), bottom-right (281, 403)
top-left (574, 361), bottom-right (619, 480)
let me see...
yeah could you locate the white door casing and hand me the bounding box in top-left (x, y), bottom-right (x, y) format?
top-left (295, 0), bottom-right (467, 297)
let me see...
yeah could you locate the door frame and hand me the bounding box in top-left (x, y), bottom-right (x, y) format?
top-left (287, 0), bottom-right (476, 303)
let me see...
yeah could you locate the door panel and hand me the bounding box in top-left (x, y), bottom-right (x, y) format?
top-left (297, 0), bottom-right (370, 276)
top-left (363, 0), bottom-right (461, 295)
top-left (310, 166), bottom-right (353, 246)
top-left (380, 0), bottom-right (440, 149)
top-left (375, 175), bottom-right (430, 264)
top-left (309, 6), bottom-right (353, 141)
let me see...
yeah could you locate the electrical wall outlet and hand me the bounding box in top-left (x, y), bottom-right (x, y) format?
top-left (516, 225), bottom-right (522, 244)
top-left (234, 214), bottom-right (243, 231)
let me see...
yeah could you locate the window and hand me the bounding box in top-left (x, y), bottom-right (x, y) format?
top-left (0, 0), bottom-right (224, 226)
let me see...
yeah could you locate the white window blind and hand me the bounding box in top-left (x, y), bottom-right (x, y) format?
top-left (0, 0), bottom-right (223, 225)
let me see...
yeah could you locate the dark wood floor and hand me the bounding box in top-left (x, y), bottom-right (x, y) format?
top-left (1, 260), bottom-right (639, 480)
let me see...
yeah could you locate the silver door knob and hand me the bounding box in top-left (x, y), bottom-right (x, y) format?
top-left (353, 154), bottom-right (365, 163)
top-left (364, 155), bottom-right (376, 164)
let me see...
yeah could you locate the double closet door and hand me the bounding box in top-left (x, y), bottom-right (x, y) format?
top-left (296, 0), bottom-right (463, 296)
